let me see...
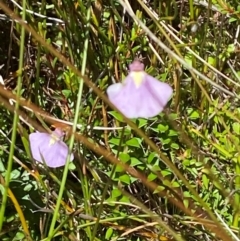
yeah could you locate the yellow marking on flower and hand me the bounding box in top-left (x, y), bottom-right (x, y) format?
top-left (131, 71), bottom-right (145, 88)
top-left (49, 134), bottom-right (59, 146)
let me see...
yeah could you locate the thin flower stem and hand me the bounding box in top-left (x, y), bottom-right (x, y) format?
top-left (233, 158), bottom-right (240, 227)
top-left (47, 1), bottom-right (92, 239)
top-left (35, 0), bottom-right (47, 106)
top-left (0, 0), bottom-right (26, 233)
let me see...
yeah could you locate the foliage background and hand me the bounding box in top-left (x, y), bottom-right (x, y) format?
top-left (0, 0), bottom-right (240, 240)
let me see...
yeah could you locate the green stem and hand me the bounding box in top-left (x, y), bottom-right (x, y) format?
top-left (47, 1), bottom-right (91, 239)
top-left (0, 0), bottom-right (26, 232)
top-left (35, 0), bottom-right (47, 106)
top-left (233, 157), bottom-right (240, 227)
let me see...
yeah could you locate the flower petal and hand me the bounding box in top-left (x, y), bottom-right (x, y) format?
top-left (29, 131), bottom-right (73, 168)
top-left (143, 74), bottom-right (173, 115)
top-left (107, 75), bottom-right (140, 118)
top-left (40, 141), bottom-right (73, 168)
top-left (107, 72), bottom-right (173, 118)
top-left (29, 132), bottom-right (51, 163)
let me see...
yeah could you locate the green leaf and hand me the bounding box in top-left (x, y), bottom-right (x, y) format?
top-left (207, 56), bottom-right (216, 67)
top-left (147, 152), bottom-right (157, 164)
top-left (11, 170), bottom-right (21, 179)
top-left (182, 159), bottom-right (190, 167)
top-left (130, 157), bottom-right (142, 166)
top-left (13, 232), bottom-right (25, 240)
top-left (109, 138), bottom-right (121, 146)
top-left (0, 184), bottom-right (5, 195)
top-left (137, 118), bottom-right (148, 128)
top-left (108, 111), bottom-right (124, 122)
top-left (161, 138), bottom-right (171, 144)
top-left (119, 153), bottom-right (130, 163)
top-left (168, 129), bottom-right (178, 136)
top-left (112, 189), bottom-right (122, 198)
top-left (229, 17), bottom-right (237, 23)
top-left (0, 160), bottom-right (5, 172)
top-left (23, 183), bottom-right (33, 192)
top-left (157, 124), bottom-right (169, 132)
top-left (168, 113), bottom-right (178, 120)
top-left (183, 198), bottom-right (189, 208)
top-left (119, 174), bottom-right (130, 184)
top-left (129, 176), bottom-right (138, 183)
top-left (227, 44), bottom-right (235, 53)
top-left (151, 165), bottom-right (161, 172)
top-left (69, 162), bottom-right (76, 170)
top-left (233, 122), bottom-right (240, 135)
top-left (184, 52), bottom-right (194, 66)
top-left (126, 138), bottom-right (141, 148)
top-left (153, 185), bottom-right (165, 194)
top-left (105, 228), bottom-right (113, 240)
top-left (187, 108), bottom-right (200, 119)
top-left (148, 172), bottom-right (157, 181)
top-left (202, 174), bottom-right (209, 189)
top-left (119, 196), bottom-right (130, 202)
top-left (62, 89), bottom-right (71, 98)
top-left (115, 163), bottom-right (125, 172)
top-left (171, 143), bottom-right (179, 149)
top-left (171, 181), bottom-right (180, 188)
top-left (161, 169), bottom-right (172, 177)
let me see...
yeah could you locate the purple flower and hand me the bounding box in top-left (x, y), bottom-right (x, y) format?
top-left (107, 60), bottom-right (173, 118)
top-left (29, 128), bottom-right (73, 168)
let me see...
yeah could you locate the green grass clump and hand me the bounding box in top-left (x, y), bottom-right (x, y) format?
top-left (0, 0), bottom-right (240, 240)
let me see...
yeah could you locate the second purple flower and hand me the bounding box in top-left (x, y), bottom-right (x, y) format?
top-left (107, 60), bottom-right (173, 119)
